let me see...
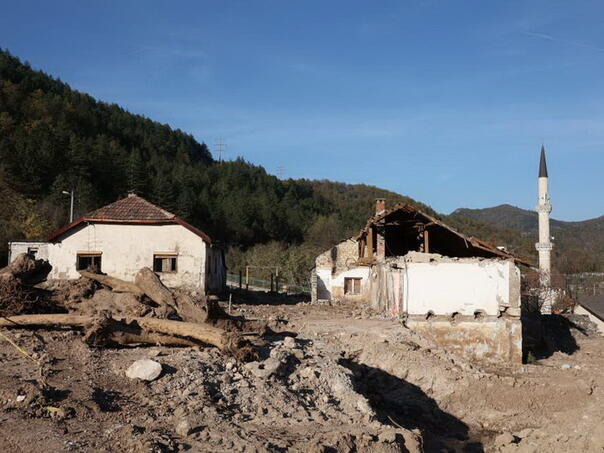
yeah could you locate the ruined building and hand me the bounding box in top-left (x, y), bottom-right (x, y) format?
top-left (312, 200), bottom-right (530, 362)
top-left (8, 194), bottom-right (225, 292)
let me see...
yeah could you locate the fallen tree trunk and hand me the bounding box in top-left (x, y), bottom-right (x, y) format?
top-left (0, 314), bottom-right (256, 360)
top-left (79, 271), bottom-right (145, 297)
top-left (135, 267), bottom-right (177, 317)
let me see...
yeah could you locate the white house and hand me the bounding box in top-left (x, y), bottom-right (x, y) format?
top-left (8, 194), bottom-right (225, 292)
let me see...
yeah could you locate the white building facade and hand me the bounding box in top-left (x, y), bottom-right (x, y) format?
top-left (9, 195), bottom-right (225, 293)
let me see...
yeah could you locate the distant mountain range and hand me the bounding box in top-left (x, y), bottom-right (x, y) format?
top-left (449, 204), bottom-right (604, 273)
top-left (451, 204), bottom-right (602, 233)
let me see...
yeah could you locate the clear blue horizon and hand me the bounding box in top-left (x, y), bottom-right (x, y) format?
top-left (1, 0), bottom-right (603, 221)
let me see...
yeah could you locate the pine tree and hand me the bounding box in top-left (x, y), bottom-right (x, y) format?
top-left (128, 148), bottom-right (148, 196)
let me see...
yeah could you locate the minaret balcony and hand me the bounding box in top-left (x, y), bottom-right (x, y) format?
top-left (535, 203), bottom-right (552, 214)
top-left (535, 242), bottom-right (553, 251)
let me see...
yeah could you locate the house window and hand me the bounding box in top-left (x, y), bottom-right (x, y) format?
top-left (27, 247), bottom-right (38, 258)
top-left (76, 253), bottom-right (102, 272)
top-left (344, 277), bottom-right (362, 295)
top-left (153, 254), bottom-right (177, 273)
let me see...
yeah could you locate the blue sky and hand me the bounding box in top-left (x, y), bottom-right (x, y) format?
top-left (1, 0), bottom-right (603, 220)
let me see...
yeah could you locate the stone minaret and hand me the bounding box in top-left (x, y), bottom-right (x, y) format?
top-left (535, 145), bottom-right (553, 313)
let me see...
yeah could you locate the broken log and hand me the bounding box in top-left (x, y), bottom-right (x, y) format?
top-left (79, 271), bottom-right (145, 297)
top-left (0, 253), bottom-right (51, 285)
top-left (135, 267), bottom-right (177, 317)
top-left (0, 314), bottom-right (256, 360)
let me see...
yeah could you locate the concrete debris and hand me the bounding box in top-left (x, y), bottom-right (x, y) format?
top-left (283, 335), bottom-right (297, 348)
top-left (125, 359), bottom-right (163, 381)
top-left (174, 418), bottom-right (192, 437)
top-left (494, 432), bottom-right (516, 446)
top-left (244, 357), bottom-right (283, 379)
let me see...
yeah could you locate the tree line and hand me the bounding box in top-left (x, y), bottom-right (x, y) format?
top-left (2, 48), bottom-right (596, 284)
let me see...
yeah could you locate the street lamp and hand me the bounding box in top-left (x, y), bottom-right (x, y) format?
top-left (62, 190), bottom-right (74, 223)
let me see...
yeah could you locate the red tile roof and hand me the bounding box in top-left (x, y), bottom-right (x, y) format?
top-left (47, 195), bottom-right (211, 243)
top-left (87, 195), bottom-right (175, 221)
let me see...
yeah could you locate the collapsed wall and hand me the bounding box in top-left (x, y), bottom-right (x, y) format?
top-left (369, 252), bottom-right (523, 362)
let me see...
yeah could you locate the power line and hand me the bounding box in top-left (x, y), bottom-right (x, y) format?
top-left (215, 138), bottom-right (225, 163)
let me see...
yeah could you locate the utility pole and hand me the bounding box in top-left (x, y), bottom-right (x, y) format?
top-left (62, 190), bottom-right (74, 223)
top-left (277, 166), bottom-right (285, 179)
top-left (215, 138), bottom-right (225, 163)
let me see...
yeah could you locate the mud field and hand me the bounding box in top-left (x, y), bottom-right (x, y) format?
top-left (0, 296), bottom-right (602, 452)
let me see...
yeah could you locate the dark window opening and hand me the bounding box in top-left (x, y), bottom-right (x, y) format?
top-left (27, 247), bottom-right (39, 259)
top-left (153, 254), bottom-right (177, 273)
top-left (77, 253), bottom-right (102, 272)
top-left (344, 277), bottom-right (362, 295)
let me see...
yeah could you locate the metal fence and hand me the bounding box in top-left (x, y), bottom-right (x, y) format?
top-left (226, 272), bottom-right (310, 295)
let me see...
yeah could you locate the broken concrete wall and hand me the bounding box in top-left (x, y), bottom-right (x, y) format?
top-left (369, 253), bottom-right (521, 317)
top-left (407, 317), bottom-right (523, 362)
top-left (315, 239), bottom-right (359, 271)
top-left (369, 252), bottom-right (523, 362)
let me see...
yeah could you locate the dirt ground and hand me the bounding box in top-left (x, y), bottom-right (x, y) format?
top-left (0, 296), bottom-right (602, 453)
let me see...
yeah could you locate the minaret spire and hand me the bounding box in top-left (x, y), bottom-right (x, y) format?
top-left (539, 145), bottom-right (548, 177)
top-left (535, 145), bottom-right (553, 314)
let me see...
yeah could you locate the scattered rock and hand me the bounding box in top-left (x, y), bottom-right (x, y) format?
top-left (494, 432), bottom-right (516, 446)
top-left (126, 359), bottom-right (163, 381)
top-left (283, 336), bottom-right (296, 348)
top-left (245, 358), bottom-right (282, 379)
top-left (175, 418), bottom-right (192, 437)
top-left (516, 428), bottom-right (533, 439)
top-left (561, 364), bottom-right (571, 370)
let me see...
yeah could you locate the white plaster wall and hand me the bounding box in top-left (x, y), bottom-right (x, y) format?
top-left (47, 223), bottom-right (207, 289)
top-left (402, 260), bottom-right (519, 316)
top-left (316, 267), bottom-right (371, 300)
top-left (8, 242), bottom-right (49, 263)
top-left (316, 268), bottom-right (332, 300)
top-left (330, 267), bottom-right (371, 289)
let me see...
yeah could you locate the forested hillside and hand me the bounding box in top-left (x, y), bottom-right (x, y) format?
top-left (1, 49), bottom-right (598, 283)
top-left (0, 49), bottom-right (439, 281)
top-left (452, 205), bottom-right (604, 272)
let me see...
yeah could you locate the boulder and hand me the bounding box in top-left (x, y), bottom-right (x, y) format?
top-left (125, 359), bottom-right (163, 381)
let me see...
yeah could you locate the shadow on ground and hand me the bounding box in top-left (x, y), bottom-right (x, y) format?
top-left (339, 358), bottom-right (484, 453)
top-left (522, 313), bottom-right (584, 361)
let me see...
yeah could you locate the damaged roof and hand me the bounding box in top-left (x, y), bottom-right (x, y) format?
top-left (356, 203), bottom-right (532, 266)
top-left (47, 194), bottom-right (211, 243)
